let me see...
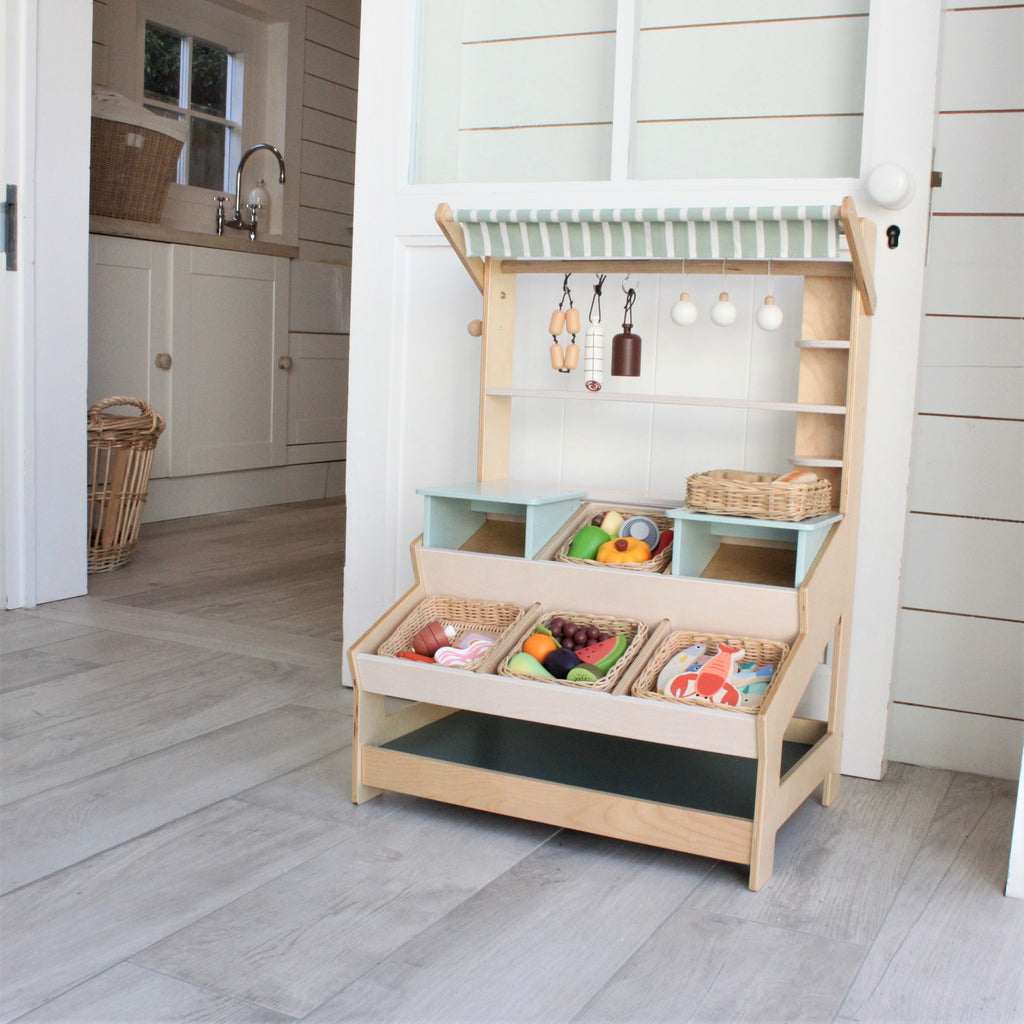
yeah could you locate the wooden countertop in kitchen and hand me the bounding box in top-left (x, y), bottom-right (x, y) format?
top-left (89, 216), bottom-right (301, 259)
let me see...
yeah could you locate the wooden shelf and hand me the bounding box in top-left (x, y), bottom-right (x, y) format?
top-left (796, 339), bottom-right (851, 350)
top-left (486, 388), bottom-right (847, 416)
top-left (789, 456), bottom-right (844, 468)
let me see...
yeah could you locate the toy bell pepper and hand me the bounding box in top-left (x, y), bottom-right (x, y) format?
top-left (596, 536), bottom-right (652, 563)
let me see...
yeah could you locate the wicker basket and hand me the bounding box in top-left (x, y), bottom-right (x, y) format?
top-left (631, 630), bottom-right (790, 714)
top-left (553, 504), bottom-right (674, 573)
top-left (90, 116), bottom-right (183, 223)
top-left (686, 470), bottom-right (832, 522)
top-left (377, 595), bottom-right (526, 672)
top-left (499, 609), bottom-right (649, 691)
top-left (87, 397), bottom-right (166, 573)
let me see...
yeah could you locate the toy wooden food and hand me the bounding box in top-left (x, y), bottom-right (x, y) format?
top-left (412, 620), bottom-right (457, 657)
top-left (619, 515), bottom-right (660, 551)
top-left (773, 470), bottom-right (818, 484)
top-left (597, 537), bottom-right (652, 563)
top-left (568, 524), bottom-right (611, 560)
top-left (656, 642), bottom-right (707, 694)
top-left (434, 637), bottom-right (494, 666)
top-left (596, 510), bottom-right (625, 536)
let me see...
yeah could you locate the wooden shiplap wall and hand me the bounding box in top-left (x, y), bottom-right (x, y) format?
top-left (300, 0), bottom-right (359, 264)
top-left (887, 2), bottom-right (1024, 780)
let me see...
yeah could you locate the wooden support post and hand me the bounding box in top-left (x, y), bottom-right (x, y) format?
top-left (478, 259), bottom-right (516, 481)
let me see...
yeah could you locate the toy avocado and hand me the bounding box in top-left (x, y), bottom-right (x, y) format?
top-left (568, 524), bottom-right (610, 560)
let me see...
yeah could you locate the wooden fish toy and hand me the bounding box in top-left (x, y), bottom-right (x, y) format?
top-left (656, 643), bottom-right (706, 694)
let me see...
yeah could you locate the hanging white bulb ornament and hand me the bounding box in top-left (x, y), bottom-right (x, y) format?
top-left (710, 292), bottom-right (737, 327)
top-left (755, 295), bottom-right (784, 332)
top-left (670, 292), bottom-right (699, 326)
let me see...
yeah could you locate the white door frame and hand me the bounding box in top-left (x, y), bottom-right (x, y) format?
top-left (1, 0), bottom-right (92, 609)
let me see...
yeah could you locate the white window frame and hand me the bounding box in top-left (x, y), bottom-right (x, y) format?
top-left (142, 19), bottom-right (244, 192)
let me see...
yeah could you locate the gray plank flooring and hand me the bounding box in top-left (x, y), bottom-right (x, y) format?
top-left (1, 497), bottom-right (1021, 1024)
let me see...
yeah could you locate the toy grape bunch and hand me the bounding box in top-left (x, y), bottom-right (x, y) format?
top-left (611, 277), bottom-right (641, 377)
top-left (584, 274), bottom-right (606, 391)
top-left (548, 273), bottom-right (580, 373)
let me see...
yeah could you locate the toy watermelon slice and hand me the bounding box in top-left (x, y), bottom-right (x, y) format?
top-left (575, 633), bottom-right (629, 675)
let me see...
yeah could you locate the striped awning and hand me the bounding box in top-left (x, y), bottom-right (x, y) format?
top-left (452, 206), bottom-right (843, 260)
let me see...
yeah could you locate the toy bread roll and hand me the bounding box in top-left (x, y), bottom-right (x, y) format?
top-left (773, 470), bottom-right (818, 484)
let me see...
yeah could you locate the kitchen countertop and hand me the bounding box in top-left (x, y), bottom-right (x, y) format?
top-left (89, 215), bottom-right (301, 259)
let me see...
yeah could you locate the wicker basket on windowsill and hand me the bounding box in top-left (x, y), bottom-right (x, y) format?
top-left (91, 90), bottom-right (186, 223)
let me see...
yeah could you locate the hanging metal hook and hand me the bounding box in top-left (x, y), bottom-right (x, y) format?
top-left (589, 273), bottom-right (605, 324)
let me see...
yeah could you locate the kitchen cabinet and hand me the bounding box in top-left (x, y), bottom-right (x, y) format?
top-left (87, 235), bottom-right (173, 478)
top-left (168, 245), bottom-right (289, 476)
top-left (89, 236), bottom-right (344, 479)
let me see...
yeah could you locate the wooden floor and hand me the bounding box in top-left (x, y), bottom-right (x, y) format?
top-left (1, 498), bottom-right (1021, 1024)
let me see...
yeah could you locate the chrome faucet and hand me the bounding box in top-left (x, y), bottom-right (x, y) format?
top-left (215, 143), bottom-right (286, 242)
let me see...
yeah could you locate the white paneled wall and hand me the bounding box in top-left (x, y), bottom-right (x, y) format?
top-left (887, 3), bottom-right (1024, 780)
top-left (300, 0), bottom-right (358, 264)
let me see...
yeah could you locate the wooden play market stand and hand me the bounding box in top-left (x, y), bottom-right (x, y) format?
top-left (349, 200), bottom-right (876, 890)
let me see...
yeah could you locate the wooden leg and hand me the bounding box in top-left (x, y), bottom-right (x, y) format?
top-left (822, 770), bottom-right (842, 806)
top-left (351, 676), bottom-right (456, 804)
top-left (352, 687), bottom-right (386, 804)
top-left (748, 823), bottom-right (777, 891)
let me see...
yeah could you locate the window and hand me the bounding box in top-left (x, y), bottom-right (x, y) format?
top-left (143, 21), bottom-right (242, 192)
top-left (413, 0), bottom-right (871, 184)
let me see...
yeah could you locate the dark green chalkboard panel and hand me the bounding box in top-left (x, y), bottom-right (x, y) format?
top-left (383, 711), bottom-right (812, 821)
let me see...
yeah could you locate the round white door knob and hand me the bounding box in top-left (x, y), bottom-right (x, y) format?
top-left (278, 355), bottom-right (293, 371)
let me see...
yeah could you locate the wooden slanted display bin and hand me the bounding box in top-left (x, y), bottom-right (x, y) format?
top-left (349, 199), bottom-right (876, 890)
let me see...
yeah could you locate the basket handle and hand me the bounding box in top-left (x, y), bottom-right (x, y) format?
top-left (88, 396), bottom-right (163, 431)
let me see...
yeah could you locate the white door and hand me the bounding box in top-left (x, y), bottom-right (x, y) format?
top-left (344, 0), bottom-right (944, 780)
top-left (2, 0), bottom-right (92, 608)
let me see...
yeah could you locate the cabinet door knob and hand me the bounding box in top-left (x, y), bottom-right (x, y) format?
top-left (154, 353), bottom-right (172, 370)
top-left (278, 355), bottom-right (293, 371)
top-left (467, 319), bottom-right (483, 337)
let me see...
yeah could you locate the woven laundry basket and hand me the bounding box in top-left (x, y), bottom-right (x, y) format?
top-left (90, 89), bottom-right (186, 222)
top-left (87, 397), bottom-right (165, 573)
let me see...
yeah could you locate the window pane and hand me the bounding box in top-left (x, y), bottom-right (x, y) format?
top-left (191, 40), bottom-right (229, 117)
top-left (413, 1), bottom-right (617, 183)
top-left (144, 24), bottom-right (182, 106)
top-left (189, 117), bottom-right (226, 190)
top-left (630, 2), bottom-right (870, 179)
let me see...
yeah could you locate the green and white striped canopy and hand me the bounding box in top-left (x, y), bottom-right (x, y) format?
top-left (453, 206), bottom-right (842, 260)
